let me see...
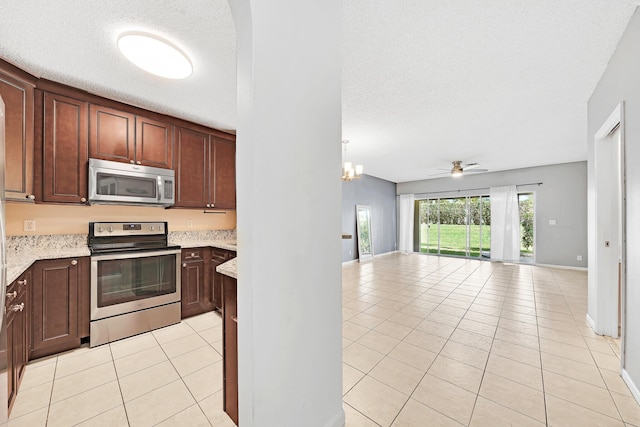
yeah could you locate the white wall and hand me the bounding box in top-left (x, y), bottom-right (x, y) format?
top-left (588, 7), bottom-right (640, 402)
top-left (230, 2), bottom-right (344, 427)
top-left (397, 162), bottom-right (588, 268)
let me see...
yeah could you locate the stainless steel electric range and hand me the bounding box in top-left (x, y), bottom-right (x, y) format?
top-left (88, 221), bottom-right (181, 347)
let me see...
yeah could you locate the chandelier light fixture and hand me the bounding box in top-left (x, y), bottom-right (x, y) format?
top-left (342, 139), bottom-right (364, 181)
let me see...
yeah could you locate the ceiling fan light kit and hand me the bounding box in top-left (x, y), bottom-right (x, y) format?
top-left (451, 161), bottom-right (464, 177)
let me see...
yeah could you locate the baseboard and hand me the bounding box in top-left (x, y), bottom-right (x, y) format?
top-left (622, 369), bottom-right (640, 406)
top-left (342, 250), bottom-right (399, 265)
top-left (375, 250), bottom-right (398, 258)
top-left (586, 314), bottom-right (597, 332)
top-left (325, 408), bottom-right (345, 427)
top-left (535, 263), bottom-right (588, 272)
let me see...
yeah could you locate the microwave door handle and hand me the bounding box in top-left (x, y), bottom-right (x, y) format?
top-left (157, 177), bottom-right (162, 202)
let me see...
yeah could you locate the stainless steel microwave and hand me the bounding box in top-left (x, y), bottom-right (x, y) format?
top-left (88, 158), bottom-right (175, 207)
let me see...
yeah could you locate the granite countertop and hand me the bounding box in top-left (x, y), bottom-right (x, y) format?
top-left (216, 257), bottom-right (237, 279)
top-left (170, 238), bottom-right (238, 252)
top-left (5, 234), bottom-right (90, 286)
top-left (5, 231), bottom-right (238, 286)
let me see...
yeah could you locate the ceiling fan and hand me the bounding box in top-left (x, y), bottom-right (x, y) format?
top-left (430, 161), bottom-right (489, 178)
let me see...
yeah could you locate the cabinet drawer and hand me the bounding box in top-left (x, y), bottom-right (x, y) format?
top-left (211, 248), bottom-right (228, 262)
top-left (182, 248), bottom-right (204, 262)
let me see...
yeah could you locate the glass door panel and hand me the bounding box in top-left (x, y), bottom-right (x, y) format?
top-left (469, 196), bottom-right (481, 257)
top-left (419, 199), bottom-right (439, 254)
top-left (438, 198), bottom-right (467, 257)
top-left (481, 196), bottom-right (491, 258)
top-left (519, 193), bottom-right (534, 262)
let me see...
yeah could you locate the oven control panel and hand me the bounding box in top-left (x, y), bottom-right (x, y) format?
top-left (90, 221), bottom-right (166, 237)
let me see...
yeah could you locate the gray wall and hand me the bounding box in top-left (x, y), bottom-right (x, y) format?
top-left (588, 8), bottom-right (640, 400)
top-left (342, 174), bottom-right (397, 262)
top-left (397, 161), bottom-right (588, 268)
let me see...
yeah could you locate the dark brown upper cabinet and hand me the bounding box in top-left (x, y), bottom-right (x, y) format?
top-left (35, 91), bottom-right (89, 204)
top-left (175, 126), bottom-right (235, 209)
top-left (0, 60), bottom-right (36, 202)
top-left (89, 104), bottom-right (173, 169)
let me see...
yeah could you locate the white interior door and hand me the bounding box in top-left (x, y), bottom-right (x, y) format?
top-left (595, 124), bottom-right (623, 337)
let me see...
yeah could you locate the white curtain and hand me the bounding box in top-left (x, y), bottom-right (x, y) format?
top-left (490, 185), bottom-right (520, 262)
top-left (398, 194), bottom-right (415, 253)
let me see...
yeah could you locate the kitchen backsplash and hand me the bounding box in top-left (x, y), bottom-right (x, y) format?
top-left (169, 229), bottom-right (236, 241)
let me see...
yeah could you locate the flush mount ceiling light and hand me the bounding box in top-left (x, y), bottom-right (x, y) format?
top-left (117, 32), bottom-right (193, 79)
top-left (342, 140), bottom-right (364, 181)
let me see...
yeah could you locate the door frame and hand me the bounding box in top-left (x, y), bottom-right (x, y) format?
top-left (592, 102), bottom-right (626, 363)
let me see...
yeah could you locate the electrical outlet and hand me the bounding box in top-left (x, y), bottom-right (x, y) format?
top-left (577, 255), bottom-right (583, 261)
top-left (24, 219), bottom-right (36, 232)
top-left (186, 220), bottom-right (193, 228)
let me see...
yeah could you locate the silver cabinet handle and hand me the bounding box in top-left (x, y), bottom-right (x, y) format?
top-left (26, 194), bottom-right (35, 200)
top-left (136, 161), bottom-right (141, 165)
top-left (6, 291), bottom-right (17, 300)
top-left (10, 303), bottom-right (25, 312)
top-left (17, 279), bottom-right (27, 286)
top-left (191, 252), bottom-right (196, 257)
top-left (231, 315), bottom-right (238, 323)
top-left (182, 263), bottom-right (187, 267)
top-left (130, 160), bottom-right (135, 164)
top-left (80, 197), bottom-right (87, 203)
top-left (71, 260), bottom-right (78, 266)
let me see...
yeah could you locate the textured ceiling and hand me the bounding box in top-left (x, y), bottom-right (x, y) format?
top-left (0, 1), bottom-right (637, 183)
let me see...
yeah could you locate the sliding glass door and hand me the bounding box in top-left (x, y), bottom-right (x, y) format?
top-left (418, 196), bottom-right (491, 259)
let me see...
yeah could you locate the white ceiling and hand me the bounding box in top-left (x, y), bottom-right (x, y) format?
top-left (0, 1), bottom-right (637, 183)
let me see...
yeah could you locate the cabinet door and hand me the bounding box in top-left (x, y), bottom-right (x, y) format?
top-left (209, 252), bottom-right (227, 310)
top-left (211, 138), bottom-right (236, 209)
top-left (136, 116), bottom-right (173, 169)
top-left (77, 257), bottom-right (90, 339)
top-left (181, 260), bottom-right (205, 319)
top-left (30, 258), bottom-right (82, 359)
top-left (13, 289), bottom-right (27, 390)
top-left (39, 91), bottom-right (89, 204)
top-left (0, 69), bottom-right (35, 201)
top-left (223, 275), bottom-right (238, 425)
top-left (181, 248), bottom-right (213, 318)
top-left (89, 104), bottom-right (135, 164)
top-left (175, 127), bottom-right (209, 208)
top-left (6, 283), bottom-right (16, 412)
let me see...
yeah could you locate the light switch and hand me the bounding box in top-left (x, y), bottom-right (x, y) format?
top-left (548, 219), bottom-right (556, 225)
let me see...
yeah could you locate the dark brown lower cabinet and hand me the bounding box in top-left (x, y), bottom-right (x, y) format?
top-left (211, 248), bottom-right (237, 311)
top-left (30, 257), bottom-right (89, 360)
top-left (223, 274), bottom-right (238, 425)
top-left (181, 247), bottom-right (213, 318)
top-left (7, 269), bottom-right (29, 414)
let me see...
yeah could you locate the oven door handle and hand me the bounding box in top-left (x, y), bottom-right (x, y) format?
top-left (90, 248), bottom-right (182, 261)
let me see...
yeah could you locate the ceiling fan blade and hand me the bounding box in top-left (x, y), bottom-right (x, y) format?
top-left (429, 171), bottom-right (450, 177)
top-left (464, 168), bottom-right (489, 173)
top-left (462, 163), bottom-right (481, 170)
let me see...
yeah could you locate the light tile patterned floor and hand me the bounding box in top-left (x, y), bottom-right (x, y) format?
top-left (11, 253), bottom-right (640, 426)
top-left (342, 253), bottom-right (640, 427)
top-left (9, 311), bottom-right (234, 427)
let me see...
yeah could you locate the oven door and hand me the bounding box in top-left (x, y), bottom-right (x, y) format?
top-left (91, 249), bottom-right (181, 321)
